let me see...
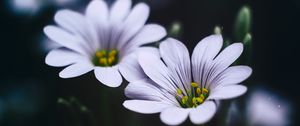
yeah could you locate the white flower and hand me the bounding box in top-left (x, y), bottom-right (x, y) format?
top-left (123, 35), bottom-right (252, 125)
top-left (44, 0), bottom-right (166, 87)
top-left (246, 88), bottom-right (291, 126)
top-left (8, 0), bottom-right (42, 15)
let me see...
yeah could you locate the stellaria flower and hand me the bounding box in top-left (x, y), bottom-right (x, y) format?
top-left (44, 0), bottom-right (166, 87)
top-left (246, 87), bottom-right (291, 126)
top-left (123, 35), bottom-right (252, 125)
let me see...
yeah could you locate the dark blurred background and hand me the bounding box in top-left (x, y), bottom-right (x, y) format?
top-left (0, 0), bottom-right (299, 126)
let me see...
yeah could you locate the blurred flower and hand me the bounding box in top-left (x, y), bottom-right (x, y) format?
top-left (52, 0), bottom-right (79, 7)
top-left (44, 0), bottom-right (166, 87)
top-left (246, 88), bottom-right (291, 126)
top-left (168, 21), bottom-right (182, 38)
top-left (225, 101), bottom-right (243, 126)
top-left (7, 0), bottom-right (82, 16)
top-left (123, 35), bottom-right (252, 125)
top-left (7, 0), bottom-right (43, 15)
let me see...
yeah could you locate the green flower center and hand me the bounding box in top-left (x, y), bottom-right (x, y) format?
top-left (93, 49), bottom-right (119, 66)
top-left (175, 82), bottom-right (209, 108)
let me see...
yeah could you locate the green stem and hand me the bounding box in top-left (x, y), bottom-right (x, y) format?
top-left (99, 87), bottom-right (112, 126)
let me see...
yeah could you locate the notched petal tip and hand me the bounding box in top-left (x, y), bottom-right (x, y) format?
top-left (58, 62), bottom-right (93, 78)
top-left (43, 25), bottom-right (57, 36)
top-left (135, 2), bottom-right (150, 11)
top-left (160, 107), bottom-right (190, 126)
top-left (94, 67), bottom-right (123, 88)
top-left (204, 34), bottom-right (223, 43)
top-left (209, 34), bottom-right (223, 39)
top-left (54, 9), bottom-right (72, 21)
top-left (231, 42), bottom-right (244, 51)
top-left (59, 71), bottom-right (71, 78)
top-left (189, 101), bottom-right (217, 125)
top-left (243, 66), bottom-right (253, 78)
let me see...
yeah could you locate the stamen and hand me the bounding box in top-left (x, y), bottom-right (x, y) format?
top-left (96, 50), bottom-right (106, 57)
top-left (181, 96), bottom-right (188, 104)
top-left (199, 94), bottom-right (205, 100)
top-left (196, 97), bottom-right (203, 103)
top-left (192, 97), bottom-right (197, 105)
top-left (196, 88), bottom-right (201, 95)
top-left (99, 58), bottom-right (108, 66)
top-left (108, 56), bottom-right (115, 65)
top-left (109, 49), bottom-right (117, 57)
top-left (93, 49), bottom-right (119, 67)
top-left (191, 82), bottom-right (198, 87)
top-left (202, 88), bottom-right (209, 94)
top-left (175, 82), bottom-right (210, 108)
top-left (177, 89), bottom-right (182, 95)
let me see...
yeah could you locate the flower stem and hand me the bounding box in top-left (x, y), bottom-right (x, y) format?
top-left (99, 87), bottom-right (112, 126)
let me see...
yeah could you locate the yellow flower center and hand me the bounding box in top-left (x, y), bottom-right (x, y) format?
top-left (175, 82), bottom-right (209, 108)
top-left (93, 49), bottom-right (119, 66)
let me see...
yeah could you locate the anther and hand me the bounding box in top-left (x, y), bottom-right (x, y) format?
top-left (196, 88), bottom-right (201, 95)
top-left (200, 94), bottom-right (205, 100)
top-left (191, 82), bottom-right (198, 87)
top-left (108, 56), bottom-right (115, 65)
top-left (109, 49), bottom-right (117, 57)
top-left (96, 50), bottom-right (106, 57)
top-left (202, 88), bottom-right (209, 94)
top-left (196, 97), bottom-right (203, 104)
top-left (177, 89), bottom-right (183, 95)
top-left (99, 58), bottom-right (108, 66)
top-left (182, 96), bottom-right (188, 104)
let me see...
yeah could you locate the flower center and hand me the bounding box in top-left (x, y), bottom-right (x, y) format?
top-left (93, 49), bottom-right (119, 66)
top-left (175, 82), bottom-right (209, 108)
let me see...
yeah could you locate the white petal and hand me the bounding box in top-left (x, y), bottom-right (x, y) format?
top-left (55, 9), bottom-right (96, 51)
top-left (134, 24), bottom-right (166, 45)
top-left (206, 43), bottom-right (244, 88)
top-left (125, 79), bottom-right (170, 101)
top-left (54, 9), bottom-right (86, 33)
top-left (208, 85), bottom-right (247, 100)
top-left (44, 26), bottom-right (88, 55)
top-left (59, 61), bottom-right (94, 78)
top-left (138, 52), bottom-right (177, 93)
top-left (122, 24), bottom-right (167, 51)
top-left (191, 35), bottom-right (223, 87)
top-left (123, 100), bottom-right (171, 114)
top-left (160, 107), bottom-right (190, 125)
top-left (124, 3), bottom-right (149, 27)
top-left (110, 0), bottom-right (131, 22)
top-left (85, 0), bottom-right (108, 49)
top-left (106, 0), bottom-right (132, 48)
top-left (122, 46), bottom-right (160, 59)
top-left (118, 3), bottom-right (150, 49)
top-left (189, 101), bottom-right (217, 124)
top-left (137, 47), bottom-right (160, 57)
top-left (160, 38), bottom-right (192, 95)
top-left (119, 52), bottom-right (147, 82)
top-left (119, 47), bottom-right (160, 81)
top-left (45, 48), bottom-right (85, 67)
top-left (94, 66), bottom-right (122, 87)
top-left (85, 0), bottom-right (108, 23)
top-left (210, 66), bottom-right (252, 88)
